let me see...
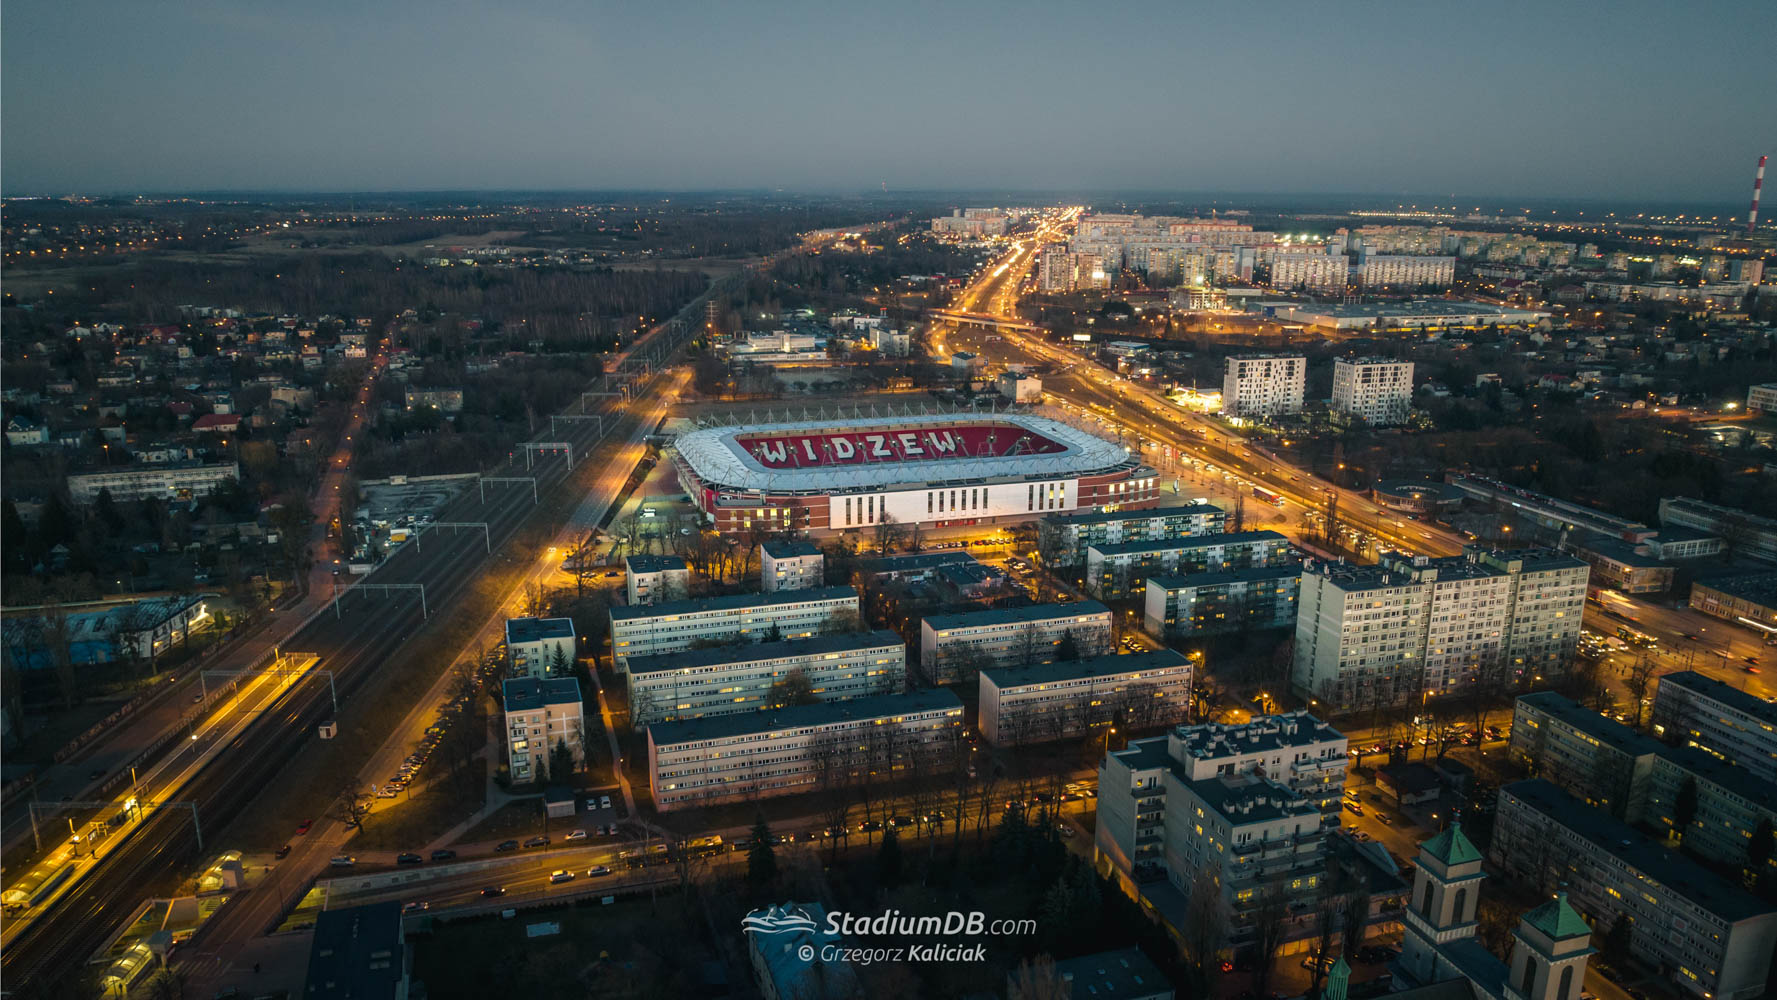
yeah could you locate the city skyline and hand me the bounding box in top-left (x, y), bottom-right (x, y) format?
top-left (3, 0), bottom-right (1773, 198)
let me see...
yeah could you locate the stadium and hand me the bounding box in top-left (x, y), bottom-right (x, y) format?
top-left (672, 412), bottom-right (1159, 536)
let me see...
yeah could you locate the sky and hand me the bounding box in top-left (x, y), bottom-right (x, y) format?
top-left (4, 0), bottom-right (1774, 200)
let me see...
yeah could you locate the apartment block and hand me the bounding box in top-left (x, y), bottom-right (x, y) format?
top-left (648, 688), bottom-right (963, 811)
top-left (609, 587), bottom-right (859, 672)
top-left (1085, 530), bottom-right (1293, 601)
top-left (1330, 358), bottom-right (1415, 426)
top-left (977, 649), bottom-right (1193, 746)
top-left (1492, 780), bottom-right (1777, 1000)
top-left (503, 676), bottom-right (585, 784)
top-left (1356, 254), bottom-right (1455, 289)
top-left (1095, 718), bottom-right (1337, 955)
top-left (623, 630), bottom-right (906, 728)
top-left (1270, 252), bottom-right (1348, 293)
top-left (1744, 382), bottom-right (1777, 413)
top-left (760, 540), bottom-right (824, 592)
top-left (919, 601), bottom-right (1112, 682)
top-left (1222, 355), bottom-right (1306, 419)
top-left (1509, 691), bottom-right (1665, 820)
top-left (504, 617), bottom-right (576, 680)
top-left (1292, 549), bottom-right (1588, 712)
top-left (1143, 566), bottom-right (1301, 638)
top-left (1650, 670), bottom-right (1777, 784)
top-left (1644, 746), bottom-right (1777, 879)
top-left (1041, 503), bottom-right (1228, 566)
top-left (67, 462), bottom-right (241, 504)
top-left (624, 554), bottom-right (690, 606)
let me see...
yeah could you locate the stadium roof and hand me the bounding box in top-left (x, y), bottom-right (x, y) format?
top-left (673, 412), bottom-right (1135, 494)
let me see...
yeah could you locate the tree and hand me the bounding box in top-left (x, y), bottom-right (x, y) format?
top-left (819, 607), bottom-right (863, 635)
top-left (1309, 885), bottom-right (1342, 998)
top-left (1007, 955), bottom-right (1071, 1000)
top-left (548, 737), bottom-right (576, 783)
top-left (746, 816), bottom-right (778, 892)
top-left (331, 786), bottom-right (374, 830)
top-left (1622, 653), bottom-right (1658, 730)
top-left (877, 825), bottom-right (903, 889)
top-left (1055, 629), bottom-right (1081, 661)
top-left (1179, 866), bottom-right (1227, 997)
top-left (1750, 817), bottom-right (1775, 875)
top-left (1341, 886), bottom-right (1372, 960)
top-left (1249, 881), bottom-right (1291, 998)
top-left (1673, 776), bottom-right (1699, 841)
top-left (549, 643), bottom-right (571, 678)
top-left (871, 513), bottom-right (908, 555)
top-left (767, 668), bottom-right (820, 709)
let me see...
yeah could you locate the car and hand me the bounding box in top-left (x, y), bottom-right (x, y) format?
top-left (496, 840), bottom-right (520, 852)
top-left (296, 819), bottom-right (314, 835)
top-left (566, 829), bottom-right (588, 841)
top-left (274, 844), bottom-right (292, 859)
top-left (549, 870), bottom-right (575, 884)
top-left (1343, 801), bottom-right (1364, 815)
top-left (192, 693), bottom-right (204, 703)
top-left (403, 901), bottom-right (430, 913)
top-left (599, 795), bottom-right (612, 810)
top-left (330, 856), bottom-right (356, 867)
top-left (480, 886), bottom-right (505, 897)
top-left (1057, 825), bottom-right (1075, 838)
top-left (430, 849), bottom-right (457, 861)
top-left (1375, 813), bottom-right (1394, 826)
top-left (587, 865), bottom-right (612, 877)
top-left (524, 835), bottom-right (549, 848)
top-left (1747, 665), bottom-right (1761, 674)
top-left (396, 853), bottom-right (423, 864)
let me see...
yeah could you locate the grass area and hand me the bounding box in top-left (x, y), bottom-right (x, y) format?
top-left (452, 798), bottom-right (549, 845)
top-left (351, 759), bottom-right (487, 852)
top-left (215, 414), bottom-right (652, 853)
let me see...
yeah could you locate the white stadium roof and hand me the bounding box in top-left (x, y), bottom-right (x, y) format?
top-left (674, 412), bottom-right (1134, 494)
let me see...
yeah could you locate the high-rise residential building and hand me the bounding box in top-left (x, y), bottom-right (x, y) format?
top-left (1094, 712), bottom-right (1346, 955)
top-left (1143, 566), bottom-right (1301, 638)
top-left (1508, 691), bottom-right (1665, 821)
top-left (647, 688), bottom-right (963, 811)
top-left (1270, 252), bottom-right (1349, 292)
top-left (623, 630), bottom-right (907, 728)
top-left (1331, 358), bottom-right (1416, 426)
top-left (1644, 745), bottom-right (1777, 879)
top-left (759, 539), bottom-right (824, 592)
top-left (918, 601), bottom-right (1113, 682)
top-left (504, 617), bottom-right (577, 679)
top-left (1222, 355), bottom-right (1306, 419)
top-left (1650, 670), bottom-right (1777, 784)
top-left (1356, 254), bottom-right (1456, 289)
top-left (1085, 530), bottom-right (1294, 601)
top-left (502, 676), bottom-right (585, 784)
top-left (1041, 503), bottom-right (1228, 566)
top-left (608, 587), bottom-right (859, 672)
top-left (624, 554), bottom-right (690, 606)
top-left (1493, 779), bottom-right (1777, 1000)
top-left (977, 649), bottom-right (1193, 746)
top-left (1292, 549), bottom-right (1588, 712)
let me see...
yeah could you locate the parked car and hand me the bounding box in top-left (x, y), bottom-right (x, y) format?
top-left (565, 829), bottom-right (588, 841)
top-left (599, 795), bottom-right (612, 810)
top-left (330, 856), bottom-right (356, 867)
top-left (430, 849), bottom-right (457, 862)
top-left (524, 835), bottom-right (549, 848)
top-left (296, 819), bottom-right (314, 835)
top-left (396, 853), bottom-right (423, 865)
top-left (274, 844), bottom-right (292, 859)
top-left (496, 840), bottom-right (520, 852)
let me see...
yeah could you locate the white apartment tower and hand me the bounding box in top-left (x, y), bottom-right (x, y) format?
top-left (1222, 355), bottom-right (1306, 418)
top-left (1331, 358), bottom-right (1416, 426)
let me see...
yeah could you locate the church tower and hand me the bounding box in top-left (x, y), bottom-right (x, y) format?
top-left (1400, 821), bottom-right (1487, 986)
top-left (1503, 892), bottom-right (1594, 1000)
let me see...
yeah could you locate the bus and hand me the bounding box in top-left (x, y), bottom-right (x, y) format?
top-left (1615, 626), bottom-right (1658, 648)
top-left (1252, 486), bottom-right (1285, 507)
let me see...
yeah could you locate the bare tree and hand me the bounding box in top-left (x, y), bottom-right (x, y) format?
top-left (1249, 880), bottom-right (1292, 997)
top-left (331, 785), bottom-right (375, 830)
top-left (872, 512), bottom-right (909, 556)
top-left (813, 734), bottom-right (856, 861)
top-left (1623, 652), bottom-right (1659, 730)
top-left (1180, 865), bottom-right (1227, 995)
top-left (1008, 955), bottom-right (1071, 1000)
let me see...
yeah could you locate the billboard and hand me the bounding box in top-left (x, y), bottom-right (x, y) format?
top-left (734, 424), bottom-right (1064, 469)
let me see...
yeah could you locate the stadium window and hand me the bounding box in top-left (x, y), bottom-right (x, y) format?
top-left (928, 492), bottom-right (933, 514)
top-left (844, 497), bottom-right (852, 525)
top-left (1028, 484), bottom-right (1034, 510)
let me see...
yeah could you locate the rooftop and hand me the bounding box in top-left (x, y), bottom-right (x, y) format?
top-left (760, 539), bottom-right (822, 559)
top-left (1523, 892), bottom-right (1594, 941)
top-left (610, 586), bottom-right (857, 623)
top-left (504, 616), bottom-right (575, 645)
top-left (1183, 771), bottom-right (1319, 825)
top-left (1088, 530), bottom-right (1288, 558)
top-left (1501, 779), bottom-right (1776, 924)
top-left (1656, 670), bottom-right (1777, 725)
top-left (625, 629), bottom-right (904, 676)
top-left (1419, 821), bottom-right (1483, 867)
top-left (1147, 564), bottom-right (1303, 591)
top-left (1047, 947), bottom-right (1173, 1000)
top-left (1170, 711), bottom-right (1344, 762)
top-left (502, 676), bottom-right (582, 712)
top-left (1654, 744), bottom-right (1777, 811)
top-left (922, 599), bottom-right (1111, 632)
top-left (981, 649), bottom-right (1190, 690)
top-left (862, 550), bottom-right (977, 576)
top-left (1691, 571), bottom-right (1777, 608)
top-left (305, 902), bottom-right (405, 1000)
top-left (624, 554), bottom-right (688, 574)
top-left (1516, 691), bottom-right (1666, 757)
top-left (647, 687), bottom-right (961, 747)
